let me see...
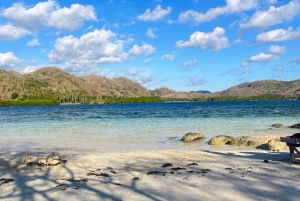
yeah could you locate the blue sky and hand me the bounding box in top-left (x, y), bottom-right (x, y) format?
top-left (0, 0), bottom-right (299, 92)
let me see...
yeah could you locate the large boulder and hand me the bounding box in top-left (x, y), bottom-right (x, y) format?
top-left (208, 135), bottom-right (234, 146)
top-left (230, 136), bottom-right (269, 149)
top-left (271, 124), bottom-right (283, 128)
top-left (268, 139), bottom-right (288, 152)
top-left (288, 123), bottom-right (300, 129)
top-left (181, 132), bottom-right (205, 142)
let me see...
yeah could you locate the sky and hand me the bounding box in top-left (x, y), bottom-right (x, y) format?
top-left (0, 0), bottom-right (300, 92)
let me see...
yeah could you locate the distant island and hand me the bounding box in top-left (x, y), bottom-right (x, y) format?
top-left (0, 67), bottom-right (299, 106)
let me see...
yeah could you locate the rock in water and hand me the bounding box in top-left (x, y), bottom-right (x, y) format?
top-left (288, 123), bottom-right (300, 129)
top-left (271, 124), bottom-right (283, 128)
top-left (181, 132), bottom-right (205, 142)
top-left (208, 135), bottom-right (235, 146)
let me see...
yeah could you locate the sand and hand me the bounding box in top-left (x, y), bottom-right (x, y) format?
top-left (1, 145), bottom-right (300, 201)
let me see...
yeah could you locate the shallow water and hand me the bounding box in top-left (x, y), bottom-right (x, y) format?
top-left (0, 101), bottom-right (299, 153)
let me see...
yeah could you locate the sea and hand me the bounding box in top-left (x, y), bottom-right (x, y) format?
top-left (0, 101), bottom-right (299, 153)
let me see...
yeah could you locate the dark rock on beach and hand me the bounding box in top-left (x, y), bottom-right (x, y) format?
top-left (181, 132), bottom-right (205, 142)
top-left (288, 123), bottom-right (300, 129)
top-left (271, 124), bottom-right (283, 128)
top-left (208, 135), bottom-right (235, 146)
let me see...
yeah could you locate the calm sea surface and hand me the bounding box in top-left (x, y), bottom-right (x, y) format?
top-left (0, 101), bottom-right (299, 152)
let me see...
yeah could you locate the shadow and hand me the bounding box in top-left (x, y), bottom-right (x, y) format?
top-left (1, 148), bottom-right (300, 201)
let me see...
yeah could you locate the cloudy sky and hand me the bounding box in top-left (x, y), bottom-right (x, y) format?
top-left (0, 0), bottom-right (299, 92)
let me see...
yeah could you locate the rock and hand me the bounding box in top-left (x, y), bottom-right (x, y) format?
top-left (271, 124), bottom-right (283, 128)
top-left (181, 132), bottom-right (205, 142)
top-left (268, 139), bottom-right (288, 152)
top-left (208, 135), bottom-right (235, 146)
top-left (288, 123), bottom-right (300, 129)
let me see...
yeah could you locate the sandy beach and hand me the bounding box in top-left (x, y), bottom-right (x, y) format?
top-left (1, 144), bottom-right (300, 201)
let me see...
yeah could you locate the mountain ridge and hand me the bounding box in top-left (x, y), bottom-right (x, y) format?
top-left (1, 67), bottom-right (300, 102)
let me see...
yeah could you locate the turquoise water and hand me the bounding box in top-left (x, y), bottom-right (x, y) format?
top-left (0, 101), bottom-right (299, 152)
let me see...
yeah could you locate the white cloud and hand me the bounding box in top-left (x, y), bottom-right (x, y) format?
top-left (266, 0), bottom-right (278, 5)
top-left (239, 0), bottom-right (300, 33)
top-left (291, 56), bottom-right (300, 64)
top-left (123, 21), bottom-right (135, 26)
top-left (161, 52), bottom-right (176, 61)
top-left (241, 53), bottom-right (279, 66)
top-left (48, 29), bottom-right (130, 71)
top-left (255, 27), bottom-right (300, 43)
top-left (176, 27), bottom-right (229, 51)
top-left (22, 66), bottom-right (40, 73)
top-left (129, 43), bottom-right (155, 57)
top-left (183, 59), bottom-right (197, 68)
top-left (0, 24), bottom-right (31, 41)
top-left (146, 28), bottom-right (156, 38)
top-left (0, 52), bottom-right (22, 70)
top-left (2, 0), bottom-right (97, 31)
top-left (26, 38), bottom-right (41, 46)
top-left (186, 76), bottom-right (207, 86)
top-left (144, 58), bottom-right (153, 63)
top-left (268, 45), bottom-right (287, 54)
top-left (138, 5), bottom-right (171, 21)
top-left (179, 0), bottom-right (257, 24)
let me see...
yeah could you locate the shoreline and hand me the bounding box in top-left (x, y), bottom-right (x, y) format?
top-left (1, 134), bottom-right (300, 200)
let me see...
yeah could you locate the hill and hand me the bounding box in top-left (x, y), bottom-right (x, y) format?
top-left (217, 79), bottom-right (300, 97)
top-left (0, 67), bottom-right (151, 103)
top-left (1, 67), bottom-right (300, 104)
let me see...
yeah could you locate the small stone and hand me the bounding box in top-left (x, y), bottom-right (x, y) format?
top-left (271, 124), bottom-right (283, 128)
top-left (263, 160), bottom-right (269, 163)
top-left (162, 163), bottom-right (173, 167)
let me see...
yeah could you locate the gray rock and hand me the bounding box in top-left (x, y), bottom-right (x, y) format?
top-left (288, 123), bottom-right (300, 129)
top-left (268, 139), bottom-right (288, 152)
top-left (208, 135), bottom-right (234, 146)
top-left (271, 124), bottom-right (283, 128)
top-left (181, 132), bottom-right (205, 142)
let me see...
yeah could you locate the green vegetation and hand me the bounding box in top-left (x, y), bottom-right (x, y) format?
top-left (104, 96), bottom-right (164, 104)
top-left (165, 94), bottom-right (300, 102)
top-left (0, 97), bottom-right (60, 107)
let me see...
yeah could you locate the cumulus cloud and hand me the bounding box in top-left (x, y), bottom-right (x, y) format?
top-left (22, 66), bottom-right (40, 73)
top-left (48, 29), bottom-right (130, 71)
top-left (239, 0), bottom-right (300, 33)
top-left (0, 24), bottom-right (31, 41)
top-left (175, 27), bottom-right (229, 51)
top-left (179, 0), bottom-right (257, 24)
top-left (26, 38), bottom-right (41, 46)
top-left (182, 59), bottom-right (197, 68)
top-left (48, 30), bottom-right (155, 72)
top-left (138, 5), bottom-right (171, 21)
top-left (268, 45), bottom-right (287, 54)
top-left (0, 52), bottom-right (22, 70)
top-left (146, 28), bottom-right (156, 38)
top-left (255, 27), bottom-right (300, 43)
top-left (241, 53), bottom-right (279, 67)
top-left (161, 52), bottom-right (176, 61)
top-left (185, 76), bottom-right (207, 86)
top-left (1, 0), bottom-right (97, 31)
top-left (129, 43), bottom-right (155, 57)
top-left (291, 56), bottom-right (300, 64)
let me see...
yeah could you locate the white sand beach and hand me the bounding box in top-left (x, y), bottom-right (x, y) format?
top-left (1, 144), bottom-right (300, 201)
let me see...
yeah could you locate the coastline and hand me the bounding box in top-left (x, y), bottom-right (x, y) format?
top-left (1, 134), bottom-right (300, 200)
